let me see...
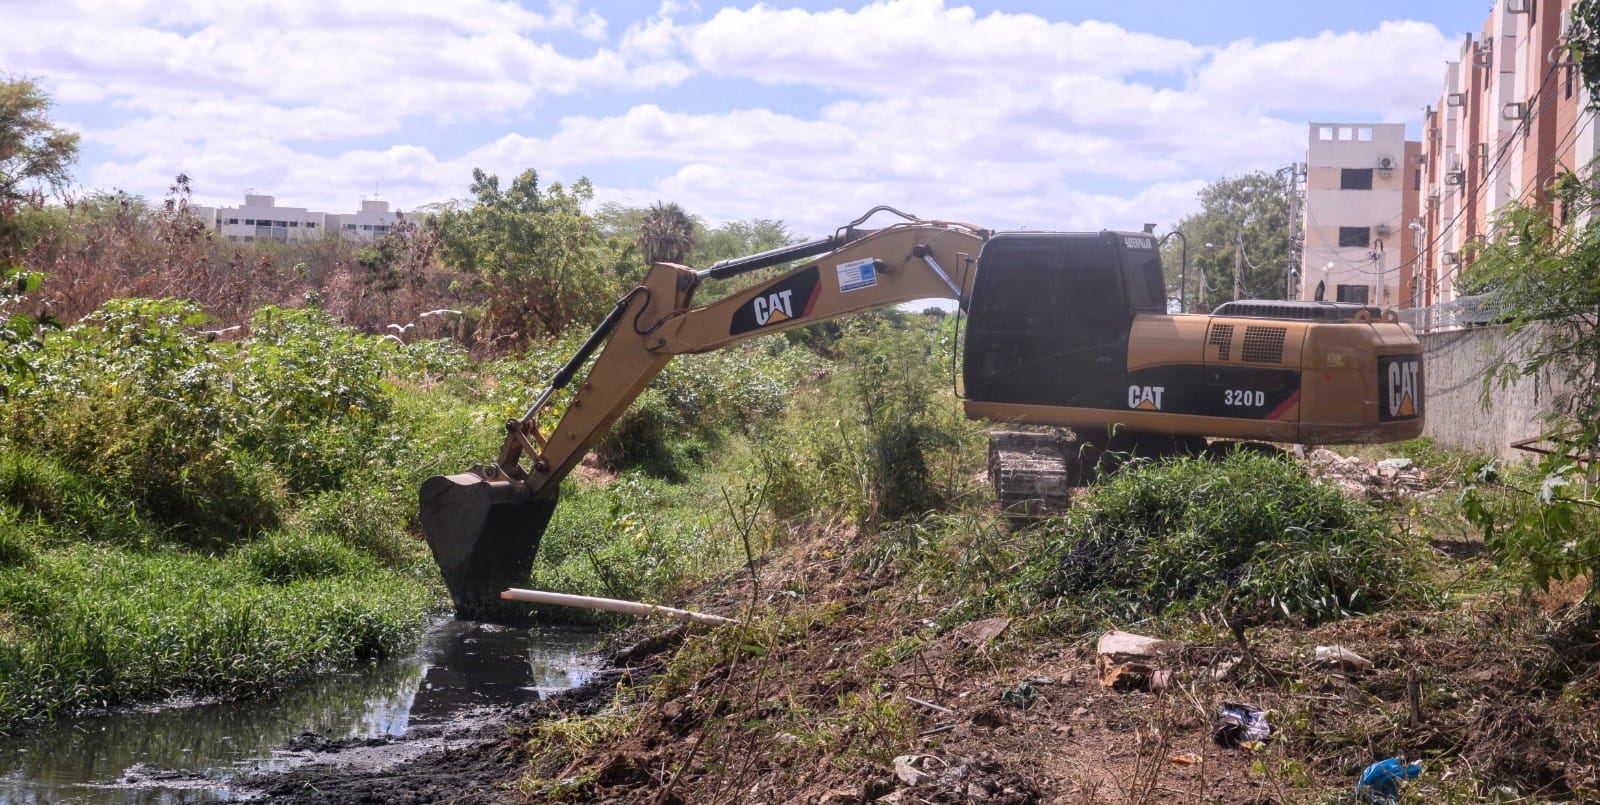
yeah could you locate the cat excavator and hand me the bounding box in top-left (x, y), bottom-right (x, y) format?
top-left (420, 208), bottom-right (1425, 620)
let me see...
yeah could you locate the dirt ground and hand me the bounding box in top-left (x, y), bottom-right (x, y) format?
top-left (242, 453), bottom-right (1600, 803)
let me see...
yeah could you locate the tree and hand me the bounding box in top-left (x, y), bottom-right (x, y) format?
top-left (691, 218), bottom-right (792, 267)
top-left (637, 201), bottom-right (695, 267)
top-left (428, 168), bottom-right (623, 345)
top-left (0, 78), bottom-right (81, 261)
top-left (1162, 172), bottom-right (1296, 309)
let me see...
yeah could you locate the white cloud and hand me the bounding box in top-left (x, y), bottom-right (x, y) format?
top-left (11, 1), bottom-right (1461, 243)
top-left (1195, 21), bottom-right (1455, 118)
top-left (686, 0), bottom-right (1205, 90)
top-left (5, 0), bottom-right (682, 146)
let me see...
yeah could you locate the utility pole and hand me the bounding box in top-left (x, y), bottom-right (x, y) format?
top-left (1234, 233), bottom-right (1246, 301)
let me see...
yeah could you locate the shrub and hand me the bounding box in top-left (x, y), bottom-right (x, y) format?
top-left (1022, 451), bottom-right (1423, 626)
top-left (230, 305), bottom-right (399, 493)
top-left (0, 300), bottom-right (274, 545)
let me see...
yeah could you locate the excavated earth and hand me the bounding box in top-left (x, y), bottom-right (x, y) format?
top-left (239, 450), bottom-right (1600, 803)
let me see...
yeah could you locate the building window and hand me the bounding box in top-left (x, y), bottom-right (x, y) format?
top-left (289, 221), bottom-right (299, 227)
top-left (227, 218), bottom-right (238, 224)
top-left (374, 225), bottom-right (389, 234)
top-left (1414, 168), bottom-right (1422, 191)
top-left (274, 220), bottom-right (287, 227)
top-left (1340, 169), bottom-right (1374, 190)
top-left (1336, 284), bottom-right (1370, 304)
top-left (1338, 226), bottom-right (1371, 248)
top-left (306, 223), bottom-right (317, 229)
top-left (362, 224), bottom-right (372, 231)
top-left (345, 224), bottom-right (357, 230)
top-left (1357, 127), bottom-right (1373, 141)
top-left (1319, 126), bottom-right (1334, 141)
top-left (244, 219), bottom-right (255, 225)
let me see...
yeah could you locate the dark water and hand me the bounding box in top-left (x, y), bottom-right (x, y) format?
top-left (0, 620), bottom-right (601, 804)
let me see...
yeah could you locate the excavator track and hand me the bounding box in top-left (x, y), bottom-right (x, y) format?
top-left (987, 431), bottom-right (1077, 524)
top-left (988, 429), bottom-right (1226, 527)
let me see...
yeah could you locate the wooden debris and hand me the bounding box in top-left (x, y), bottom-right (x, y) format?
top-left (1314, 644), bottom-right (1375, 672)
top-left (1096, 630), bottom-right (1180, 689)
top-left (950, 616), bottom-right (1012, 649)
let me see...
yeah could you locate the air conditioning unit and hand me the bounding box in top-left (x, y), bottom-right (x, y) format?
top-left (1377, 156), bottom-right (1396, 174)
top-left (1447, 92), bottom-right (1468, 107)
top-left (1375, 224), bottom-right (1393, 238)
top-left (1443, 251), bottom-right (1462, 265)
top-left (1475, 41), bottom-right (1494, 65)
top-left (1471, 142), bottom-right (1489, 159)
top-left (1506, 0), bottom-right (1530, 12)
top-left (1445, 170), bottom-right (1466, 186)
top-left (1502, 101), bottom-right (1527, 120)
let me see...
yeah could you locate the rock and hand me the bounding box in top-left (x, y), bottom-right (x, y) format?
top-left (893, 755), bottom-right (935, 786)
top-left (1096, 630), bottom-right (1180, 689)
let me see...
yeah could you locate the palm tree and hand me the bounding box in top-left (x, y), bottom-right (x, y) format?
top-left (637, 201), bottom-right (696, 266)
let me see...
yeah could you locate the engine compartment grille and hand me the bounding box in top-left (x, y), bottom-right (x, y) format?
top-left (1242, 326), bottom-right (1286, 364)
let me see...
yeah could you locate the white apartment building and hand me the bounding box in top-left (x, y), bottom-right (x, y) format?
top-left (1300, 122), bottom-right (1421, 307)
top-left (193, 194), bottom-right (407, 243)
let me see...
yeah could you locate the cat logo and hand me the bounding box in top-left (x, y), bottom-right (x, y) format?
top-left (1127, 385), bottom-right (1165, 411)
top-left (729, 266), bottom-right (822, 336)
top-left (752, 289), bottom-right (796, 326)
top-left (1380, 356), bottom-right (1422, 421)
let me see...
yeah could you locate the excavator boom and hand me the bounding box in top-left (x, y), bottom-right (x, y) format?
top-left (421, 210), bottom-right (989, 619)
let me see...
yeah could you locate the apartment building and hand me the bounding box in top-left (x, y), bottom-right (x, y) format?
top-left (1299, 123), bottom-right (1421, 307)
top-left (192, 194), bottom-right (407, 243)
top-left (1414, 0), bottom-right (1597, 318)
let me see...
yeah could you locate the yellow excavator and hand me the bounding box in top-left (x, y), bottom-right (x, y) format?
top-left (421, 208), bottom-right (1424, 619)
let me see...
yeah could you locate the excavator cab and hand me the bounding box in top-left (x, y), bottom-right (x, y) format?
top-left (963, 231), bottom-right (1165, 410)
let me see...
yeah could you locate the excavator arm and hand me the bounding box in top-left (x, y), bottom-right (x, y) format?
top-left (421, 210), bottom-right (989, 619)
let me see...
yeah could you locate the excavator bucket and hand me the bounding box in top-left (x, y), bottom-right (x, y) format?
top-left (419, 472), bottom-right (560, 621)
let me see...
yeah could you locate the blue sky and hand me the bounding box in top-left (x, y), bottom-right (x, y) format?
top-left (6, 1), bottom-right (1495, 237)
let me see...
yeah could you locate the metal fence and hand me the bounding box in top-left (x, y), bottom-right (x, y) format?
top-left (1396, 292), bottom-right (1504, 332)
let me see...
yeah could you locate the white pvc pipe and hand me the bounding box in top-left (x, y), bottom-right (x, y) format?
top-left (500, 588), bottom-right (738, 627)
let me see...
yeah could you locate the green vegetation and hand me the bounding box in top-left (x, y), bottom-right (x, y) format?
top-left (0, 77), bottom-right (80, 263)
top-left (428, 168), bottom-right (629, 345)
top-left (1160, 170), bottom-right (1297, 307)
top-left (1022, 451), bottom-right (1423, 627)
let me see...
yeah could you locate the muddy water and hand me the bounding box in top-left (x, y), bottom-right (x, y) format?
top-left (0, 619), bottom-right (601, 803)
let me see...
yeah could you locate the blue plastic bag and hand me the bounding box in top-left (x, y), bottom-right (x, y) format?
top-left (1356, 757), bottom-right (1421, 803)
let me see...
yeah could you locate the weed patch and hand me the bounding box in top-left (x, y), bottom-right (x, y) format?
top-left (1021, 451), bottom-right (1427, 627)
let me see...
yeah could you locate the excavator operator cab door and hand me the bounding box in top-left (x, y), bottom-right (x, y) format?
top-left (962, 231), bottom-right (1164, 409)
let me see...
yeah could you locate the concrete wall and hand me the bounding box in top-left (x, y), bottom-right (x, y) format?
top-left (1420, 321), bottom-right (1569, 460)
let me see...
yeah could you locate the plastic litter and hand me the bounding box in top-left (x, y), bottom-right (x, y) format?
top-left (1211, 702), bottom-right (1271, 746)
top-left (1356, 757), bottom-right (1421, 803)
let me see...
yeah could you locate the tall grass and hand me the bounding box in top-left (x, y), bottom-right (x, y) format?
top-left (1020, 451), bottom-right (1428, 627)
top-left (0, 541), bottom-right (430, 729)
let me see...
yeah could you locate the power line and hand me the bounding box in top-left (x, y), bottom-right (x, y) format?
top-left (1432, 75), bottom-right (1588, 290)
top-left (1392, 58), bottom-right (1565, 290)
